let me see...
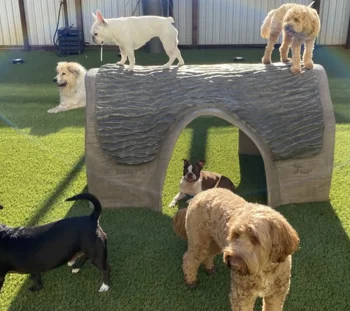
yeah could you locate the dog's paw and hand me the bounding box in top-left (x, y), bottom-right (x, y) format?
top-left (178, 61), bottom-right (185, 67)
top-left (47, 107), bottom-right (59, 113)
top-left (262, 57), bottom-right (271, 65)
top-left (116, 61), bottom-right (124, 66)
top-left (168, 201), bottom-right (177, 208)
top-left (163, 64), bottom-right (171, 70)
top-left (98, 283), bottom-right (110, 292)
top-left (204, 266), bottom-right (216, 275)
top-left (126, 67), bottom-right (134, 72)
top-left (290, 65), bottom-right (301, 74)
top-left (303, 61), bottom-right (314, 70)
top-left (72, 269), bottom-right (80, 274)
top-left (185, 280), bottom-right (198, 289)
top-left (281, 57), bottom-right (292, 63)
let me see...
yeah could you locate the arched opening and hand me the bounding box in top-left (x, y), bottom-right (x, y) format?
top-left (158, 108), bottom-right (273, 211)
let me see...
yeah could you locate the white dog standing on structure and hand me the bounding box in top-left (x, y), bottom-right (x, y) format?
top-left (90, 10), bottom-right (185, 71)
top-left (48, 62), bottom-right (87, 113)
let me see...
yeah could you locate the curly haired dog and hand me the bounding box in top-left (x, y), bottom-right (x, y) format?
top-left (261, 2), bottom-right (320, 74)
top-left (179, 188), bottom-right (299, 311)
top-left (172, 208), bottom-right (188, 240)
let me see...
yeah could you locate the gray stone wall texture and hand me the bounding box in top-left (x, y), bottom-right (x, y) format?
top-left (86, 63), bottom-right (335, 210)
top-left (95, 63), bottom-right (324, 165)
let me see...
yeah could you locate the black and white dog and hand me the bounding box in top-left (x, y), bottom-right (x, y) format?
top-left (169, 159), bottom-right (236, 207)
top-left (0, 193), bottom-right (110, 293)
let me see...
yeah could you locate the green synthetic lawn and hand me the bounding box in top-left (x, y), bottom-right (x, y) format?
top-left (0, 47), bottom-right (349, 311)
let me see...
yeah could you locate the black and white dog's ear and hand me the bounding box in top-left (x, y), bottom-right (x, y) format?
top-left (197, 160), bottom-right (205, 168)
top-left (182, 159), bottom-right (189, 166)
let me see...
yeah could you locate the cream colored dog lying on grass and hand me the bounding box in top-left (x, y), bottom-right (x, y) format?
top-left (261, 2), bottom-right (320, 74)
top-left (49, 62), bottom-right (87, 113)
top-left (90, 10), bottom-right (185, 71)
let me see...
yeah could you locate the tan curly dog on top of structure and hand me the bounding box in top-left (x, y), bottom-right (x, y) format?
top-left (174, 188), bottom-right (299, 311)
top-left (261, 2), bottom-right (320, 74)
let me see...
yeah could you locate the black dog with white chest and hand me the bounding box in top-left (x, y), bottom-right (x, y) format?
top-left (169, 159), bottom-right (236, 207)
top-left (0, 193), bottom-right (110, 293)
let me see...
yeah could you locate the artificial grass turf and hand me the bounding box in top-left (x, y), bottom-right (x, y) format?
top-left (0, 47), bottom-right (349, 311)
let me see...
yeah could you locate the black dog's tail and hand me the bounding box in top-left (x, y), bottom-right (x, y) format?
top-left (66, 193), bottom-right (102, 221)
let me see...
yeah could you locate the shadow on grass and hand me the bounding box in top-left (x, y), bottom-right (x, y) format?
top-left (187, 118), bottom-right (209, 163)
top-left (6, 203), bottom-right (230, 311)
top-left (7, 200), bottom-right (350, 311)
top-left (235, 154), bottom-right (267, 204)
top-left (277, 201), bottom-right (350, 311)
top-left (0, 103), bottom-right (85, 136)
top-left (25, 155), bottom-right (85, 226)
top-left (334, 110), bottom-right (350, 124)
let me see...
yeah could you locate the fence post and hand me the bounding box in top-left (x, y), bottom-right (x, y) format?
top-left (192, 0), bottom-right (198, 47)
top-left (18, 0), bottom-right (30, 50)
top-left (313, 0), bottom-right (321, 15)
top-left (169, 0), bottom-right (174, 18)
top-left (346, 17), bottom-right (350, 49)
top-left (141, 0), bottom-right (169, 53)
top-left (75, 0), bottom-right (84, 41)
top-left (63, 0), bottom-right (69, 27)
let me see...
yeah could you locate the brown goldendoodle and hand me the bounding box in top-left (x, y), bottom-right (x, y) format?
top-left (173, 208), bottom-right (188, 240)
top-left (261, 2), bottom-right (320, 74)
top-left (178, 188), bottom-right (299, 311)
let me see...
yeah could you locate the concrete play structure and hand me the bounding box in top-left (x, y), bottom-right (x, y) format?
top-left (85, 63), bottom-right (335, 210)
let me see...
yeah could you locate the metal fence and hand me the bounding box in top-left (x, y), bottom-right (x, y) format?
top-left (0, 0), bottom-right (349, 47)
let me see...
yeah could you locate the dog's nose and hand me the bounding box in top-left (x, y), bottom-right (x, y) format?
top-left (53, 78), bottom-right (57, 83)
top-left (187, 173), bottom-right (193, 178)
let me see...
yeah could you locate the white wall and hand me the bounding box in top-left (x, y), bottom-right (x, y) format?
top-left (0, 0), bottom-right (349, 47)
top-left (0, 0), bottom-right (23, 45)
top-left (24, 0), bottom-right (65, 45)
top-left (318, 0), bottom-right (350, 44)
top-left (199, 0), bottom-right (310, 45)
top-left (81, 0), bottom-right (141, 45)
top-left (173, 0), bottom-right (192, 45)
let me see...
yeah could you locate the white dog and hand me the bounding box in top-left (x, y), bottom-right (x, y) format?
top-left (90, 10), bottom-right (185, 71)
top-left (48, 62), bottom-right (87, 113)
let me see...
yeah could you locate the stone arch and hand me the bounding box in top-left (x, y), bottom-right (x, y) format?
top-left (155, 108), bottom-right (278, 208)
top-left (85, 63), bottom-right (335, 210)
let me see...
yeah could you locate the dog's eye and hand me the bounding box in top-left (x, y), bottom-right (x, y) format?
top-left (94, 33), bottom-right (98, 36)
top-left (62, 72), bottom-right (66, 75)
top-left (232, 232), bottom-right (240, 240)
top-left (250, 235), bottom-right (260, 245)
top-left (294, 18), bottom-right (299, 22)
top-left (247, 227), bottom-right (260, 245)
